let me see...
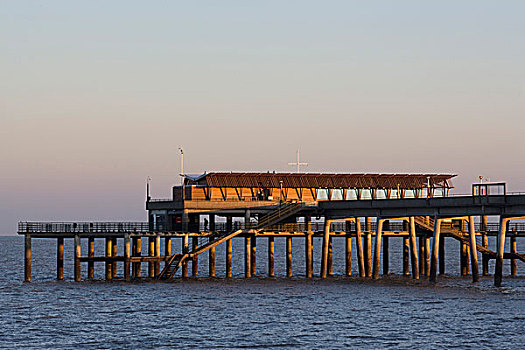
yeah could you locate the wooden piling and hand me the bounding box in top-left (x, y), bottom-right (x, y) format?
top-left (403, 237), bottom-right (410, 276)
top-left (251, 235), bottom-right (257, 276)
top-left (112, 237), bottom-right (117, 278)
top-left (409, 217), bottom-right (419, 280)
top-left (482, 233), bottom-right (489, 276)
top-left (124, 234), bottom-right (131, 281)
top-left (155, 235), bottom-right (161, 276)
top-left (57, 237), bottom-right (64, 280)
top-left (510, 236), bottom-right (517, 277)
top-left (226, 238), bottom-right (232, 278)
top-left (382, 236), bottom-right (389, 275)
top-left (286, 236), bottom-right (293, 277)
top-left (267, 236), bottom-right (274, 277)
top-left (209, 237), bottom-right (215, 277)
top-left (365, 217), bottom-right (372, 277)
top-left (460, 241), bottom-right (468, 276)
top-left (88, 237), bottom-right (95, 279)
top-left (419, 236), bottom-right (425, 276)
top-left (346, 232), bottom-right (352, 276)
top-left (245, 236), bottom-right (251, 278)
top-left (429, 218), bottom-right (441, 282)
top-left (133, 237), bottom-right (141, 278)
top-left (165, 237), bottom-right (172, 274)
top-left (192, 237), bottom-right (199, 276)
top-left (468, 217), bottom-right (479, 282)
top-left (355, 217), bottom-right (365, 278)
top-left (425, 236), bottom-right (431, 277)
top-left (105, 237), bottom-right (113, 280)
top-left (328, 236), bottom-right (333, 276)
top-left (321, 219), bottom-right (331, 278)
top-left (74, 235), bottom-right (81, 282)
top-left (372, 218), bottom-right (384, 279)
top-left (305, 234), bottom-right (313, 278)
top-left (24, 235), bottom-right (31, 282)
top-left (495, 217), bottom-right (508, 287)
top-left (439, 235), bottom-right (445, 275)
top-left (182, 235), bottom-right (189, 278)
top-left (148, 237), bottom-right (155, 278)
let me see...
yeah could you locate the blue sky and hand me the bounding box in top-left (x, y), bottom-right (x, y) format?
top-left (1, 1), bottom-right (524, 233)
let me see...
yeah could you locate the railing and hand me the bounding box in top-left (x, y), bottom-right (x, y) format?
top-left (18, 222), bottom-right (150, 234)
top-left (18, 220), bottom-right (525, 234)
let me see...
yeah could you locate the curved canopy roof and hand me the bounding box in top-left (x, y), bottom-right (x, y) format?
top-left (184, 172), bottom-right (456, 189)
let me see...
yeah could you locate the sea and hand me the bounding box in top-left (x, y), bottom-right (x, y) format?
top-left (0, 235), bottom-right (524, 349)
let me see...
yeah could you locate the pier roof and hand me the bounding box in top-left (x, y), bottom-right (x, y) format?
top-left (184, 172), bottom-right (456, 189)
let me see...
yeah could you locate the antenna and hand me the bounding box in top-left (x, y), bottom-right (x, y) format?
top-left (146, 176), bottom-right (151, 201)
top-left (288, 149), bottom-right (308, 173)
top-left (178, 147), bottom-right (184, 185)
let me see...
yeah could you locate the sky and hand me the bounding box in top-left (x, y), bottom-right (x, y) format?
top-left (1, 1), bottom-right (524, 234)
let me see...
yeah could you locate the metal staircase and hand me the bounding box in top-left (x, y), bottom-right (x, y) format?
top-left (157, 229), bottom-right (244, 280)
top-left (412, 217), bottom-right (525, 263)
top-left (256, 202), bottom-right (305, 229)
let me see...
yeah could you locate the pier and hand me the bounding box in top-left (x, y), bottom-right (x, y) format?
top-left (19, 173), bottom-right (525, 286)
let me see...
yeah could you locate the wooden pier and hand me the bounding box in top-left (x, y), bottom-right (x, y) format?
top-left (19, 173), bottom-right (525, 287)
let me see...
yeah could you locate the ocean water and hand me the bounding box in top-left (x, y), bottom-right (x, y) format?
top-left (1, 235), bottom-right (524, 349)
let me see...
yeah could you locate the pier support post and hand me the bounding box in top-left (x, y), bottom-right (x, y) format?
top-left (74, 235), bottom-right (81, 282)
top-left (226, 238), bottom-right (233, 278)
top-left (251, 235), bottom-right (257, 276)
top-left (482, 234), bottom-right (489, 276)
top-left (112, 238), bottom-right (117, 278)
top-left (165, 237), bottom-right (171, 265)
top-left (510, 236), bottom-right (517, 277)
top-left (88, 237), bottom-right (95, 279)
top-left (383, 236), bottom-right (389, 276)
top-left (409, 217), bottom-right (419, 280)
top-left (124, 234), bottom-right (131, 281)
top-left (105, 238), bottom-right (112, 280)
top-left (346, 223), bottom-right (352, 276)
top-left (182, 235), bottom-right (189, 278)
top-left (148, 237), bottom-right (155, 278)
top-left (226, 216), bottom-right (233, 232)
top-left (57, 237), bottom-right (64, 280)
top-left (481, 215), bottom-right (489, 276)
top-left (155, 235), bottom-right (161, 277)
top-left (460, 241), bottom-right (470, 276)
top-left (268, 237), bottom-right (275, 277)
top-left (286, 236), bottom-right (293, 277)
top-left (419, 236), bottom-right (425, 276)
top-left (245, 236), bottom-right (251, 278)
top-left (495, 217), bottom-right (509, 287)
top-left (209, 237), bottom-right (215, 277)
top-left (133, 237), bottom-right (141, 278)
top-left (328, 237), bottom-right (333, 276)
top-left (425, 236), bottom-right (431, 277)
top-left (305, 234), bottom-right (313, 278)
top-left (365, 218), bottom-right (372, 277)
top-left (439, 235), bottom-right (445, 275)
top-left (355, 217), bottom-right (365, 278)
top-left (403, 237), bottom-right (410, 276)
top-left (372, 218), bottom-right (384, 279)
top-left (192, 237), bottom-right (199, 276)
top-left (321, 219), bottom-right (332, 278)
top-left (429, 217), bottom-right (442, 282)
top-left (468, 217), bottom-right (479, 282)
top-left (24, 235), bottom-right (31, 282)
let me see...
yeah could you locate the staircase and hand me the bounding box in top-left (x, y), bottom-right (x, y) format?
top-left (412, 217), bottom-right (525, 263)
top-left (256, 202), bottom-right (305, 229)
top-left (157, 229), bottom-right (244, 280)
